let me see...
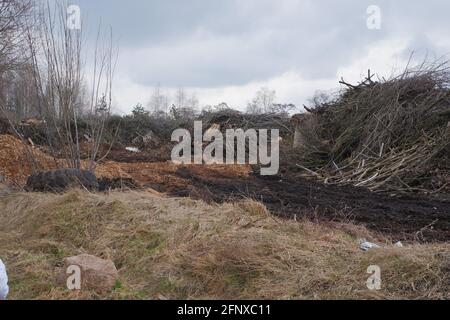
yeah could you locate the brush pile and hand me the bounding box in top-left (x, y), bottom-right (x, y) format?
top-left (297, 63), bottom-right (450, 194)
top-left (201, 108), bottom-right (292, 137)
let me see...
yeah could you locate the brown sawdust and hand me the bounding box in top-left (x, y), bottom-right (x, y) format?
top-left (0, 134), bottom-right (251, 187)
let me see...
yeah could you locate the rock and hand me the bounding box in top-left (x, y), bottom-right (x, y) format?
top-left (61, 254), bottom-right (118, 293)
top-left (26, 169), bottom-right (99, 192)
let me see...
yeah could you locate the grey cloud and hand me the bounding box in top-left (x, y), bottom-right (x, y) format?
top-left (73, 0), bottom-right (450, 88)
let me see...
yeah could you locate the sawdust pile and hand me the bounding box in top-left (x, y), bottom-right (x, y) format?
top-left (94, 161), bottom-right (131, 180)
top-left (0, 135), bottom-right (131, 185)
top-left (0, 135), bottom-right (56, 185)
top-left (0, 134), bottom-right (251, 189)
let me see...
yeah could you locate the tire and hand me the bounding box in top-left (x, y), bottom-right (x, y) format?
top-left (26, 169), bottom-right (99, 192)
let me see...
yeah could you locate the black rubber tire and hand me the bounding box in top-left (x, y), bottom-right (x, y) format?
top-left (26, 169), bottom-right (99, 192)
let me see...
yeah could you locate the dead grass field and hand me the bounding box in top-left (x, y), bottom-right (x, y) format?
top-left (0, 189), bottom-right (448, 300)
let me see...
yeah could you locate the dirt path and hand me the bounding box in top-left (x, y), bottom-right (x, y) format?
top-left (123, 165), bottom-right (449, 242)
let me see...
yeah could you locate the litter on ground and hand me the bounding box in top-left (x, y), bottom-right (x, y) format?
top-left (125, 147), bottom-right (141, 153)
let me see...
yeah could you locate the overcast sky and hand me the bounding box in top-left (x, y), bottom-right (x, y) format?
top-left (69, 0), bottom-right (450, 114)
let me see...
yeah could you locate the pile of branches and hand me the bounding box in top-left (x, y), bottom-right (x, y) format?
top-left (298, 62), bottom-right (450, 194)
top-left (200, 108), bottom-right (292, 137)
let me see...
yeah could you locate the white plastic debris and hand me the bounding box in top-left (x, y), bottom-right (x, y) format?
top-left (359, 239), bottom-right (381, 251)
top-left (359, 239), bottom-right (405, 251)
top-left (0, 259), bottom-right (9, 300)
top-left (125, 147), bottom-right (141, 153)
top-left (394, 241), bottom-right (403, 248)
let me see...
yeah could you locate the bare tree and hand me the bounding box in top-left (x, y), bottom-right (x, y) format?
top-left (148, 84), bottom-right (169, 116)
top-left (186, 92), bottom-right (199, 111)
top-left (174, 87), bottom-right (186, 110)
top-left (0, 63), bottom-right (40, 120)
top-left (246, 87), bottom-right (276, 114)
top-left (0, 0), bottom-right (34, 118)
top-left (85, 24), bottom-right (118, 170)
top-left (0, 0), bottom-right (33, 72)
top-left (171, 87), bottom-right (198, 120)
top-left (24, 1), bottom-right (117, 171)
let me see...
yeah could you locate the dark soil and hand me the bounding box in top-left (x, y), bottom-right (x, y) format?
top-left (160, 167), bottom-right (450, 242)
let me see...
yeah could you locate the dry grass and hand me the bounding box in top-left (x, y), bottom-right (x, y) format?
top-left (0, 190), bottom-right (448, 300)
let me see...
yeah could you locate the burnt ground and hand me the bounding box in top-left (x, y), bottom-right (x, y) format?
top-left (2, 131), bottom-right (447, 243)
top-left (141, 166), bottom-right (450, 243)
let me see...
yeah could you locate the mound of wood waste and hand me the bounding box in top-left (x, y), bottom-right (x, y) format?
top-left (0, 134), bottom-right (133, 187)
top-left (0, 134), bottom-right (56, 185)
top-left (201, 108), bottom-right (292, 137)
top-left (294, 67), bottom-right (450, 194)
